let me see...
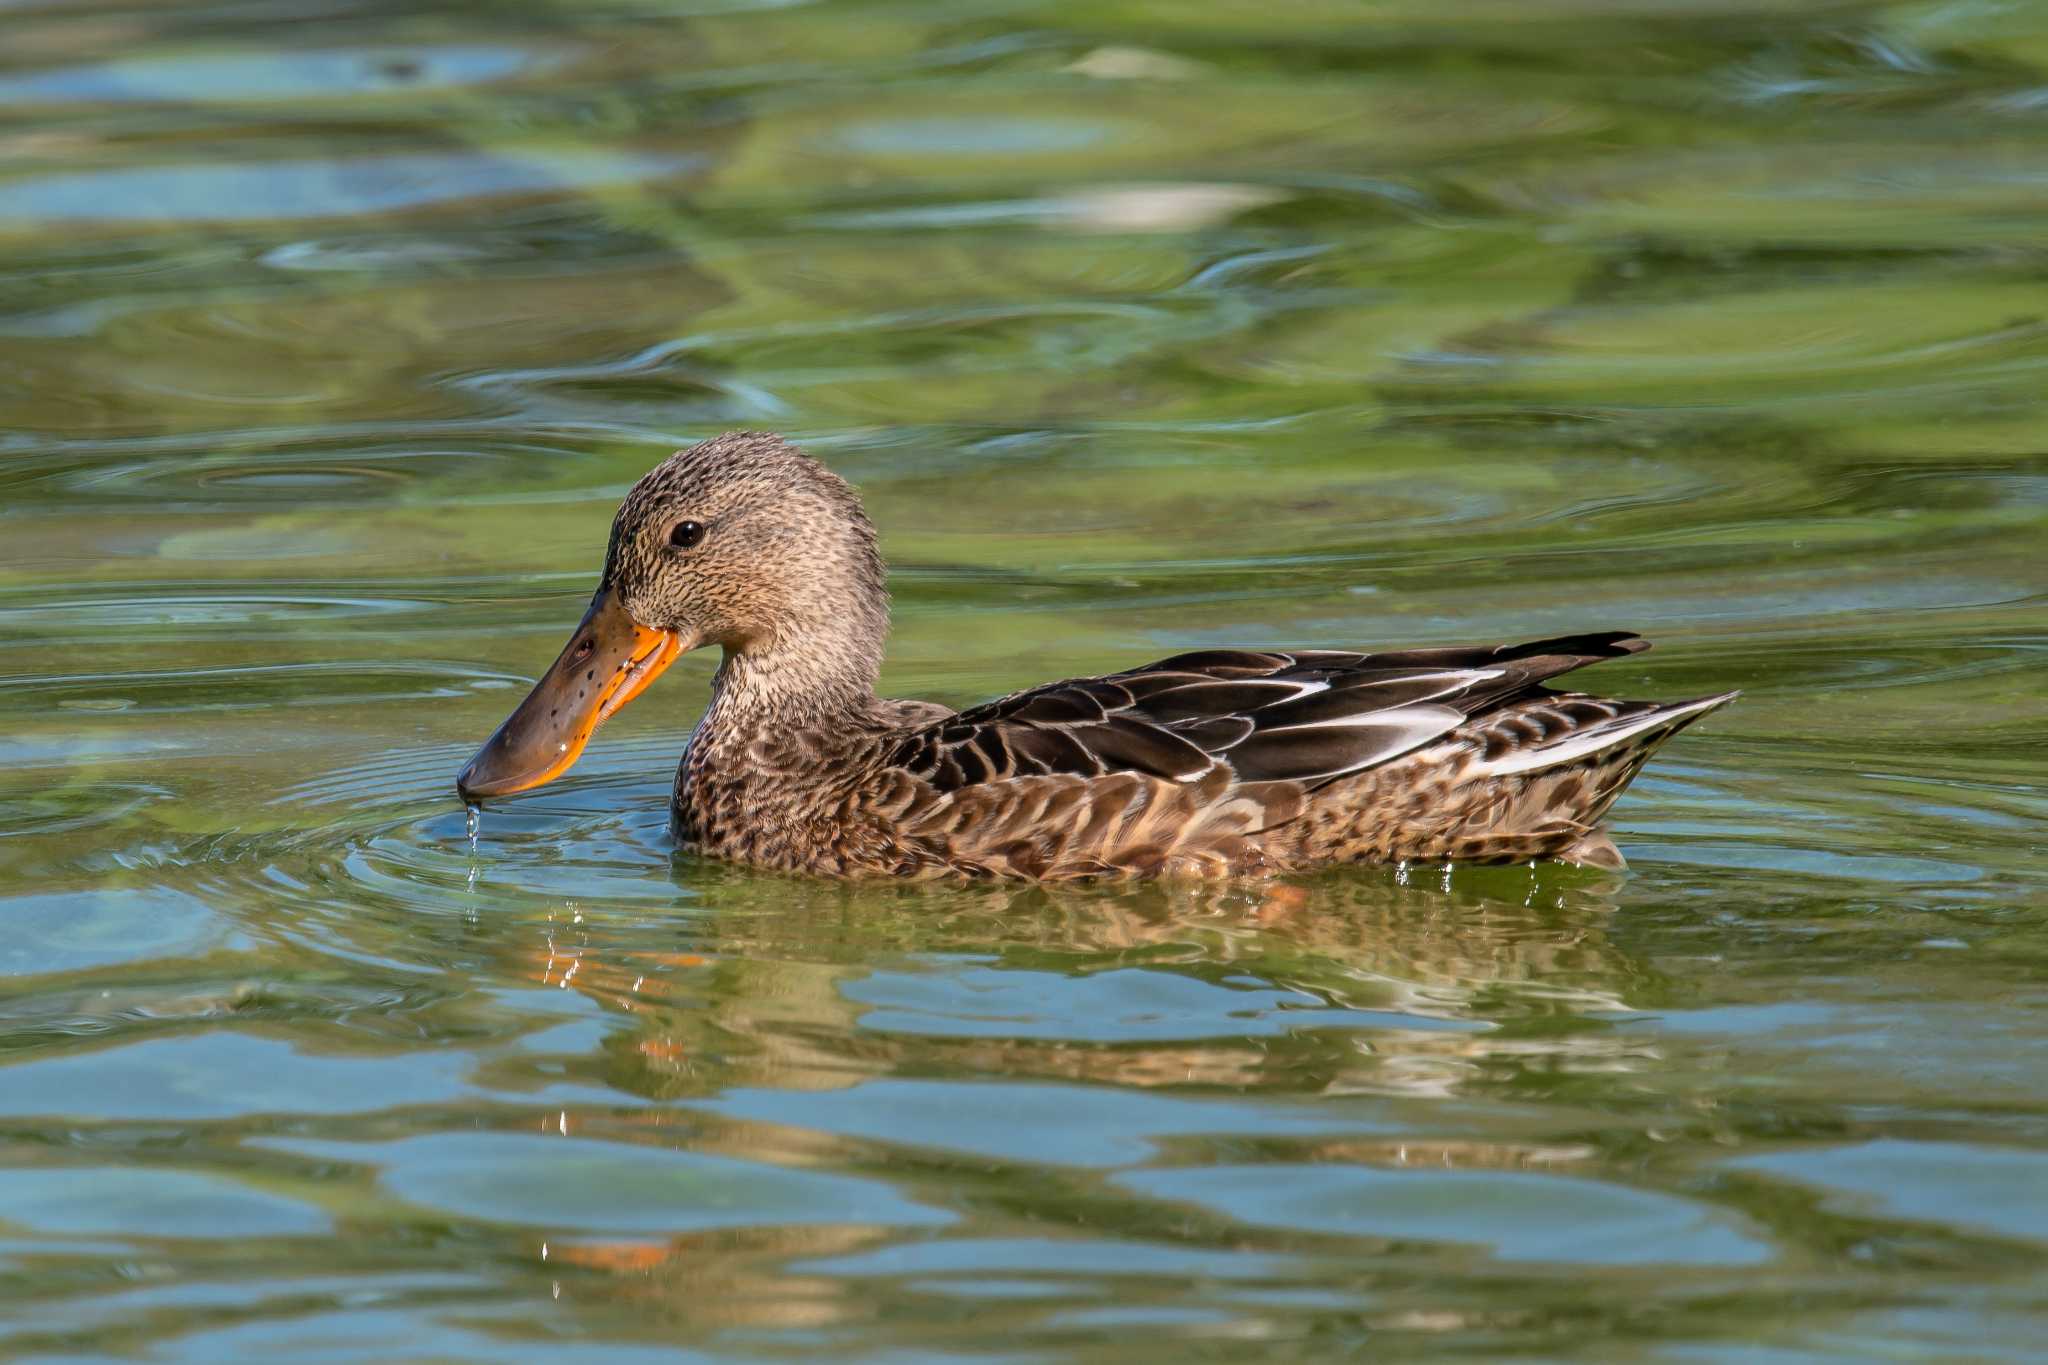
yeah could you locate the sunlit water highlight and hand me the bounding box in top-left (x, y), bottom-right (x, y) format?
top-left (1, 0), bottom-right (2046, 1359)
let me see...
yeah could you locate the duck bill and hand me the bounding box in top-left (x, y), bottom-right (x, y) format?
top-left (457, 588), bottom-right (689, 801)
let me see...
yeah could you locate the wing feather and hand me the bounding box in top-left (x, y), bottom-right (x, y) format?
top-left (1222, 704), bottom-right (1467, 783)
top-left (1141, 680), bottom-right (1317, 722)
top-left (881, 631), bottom-right (1661, 872)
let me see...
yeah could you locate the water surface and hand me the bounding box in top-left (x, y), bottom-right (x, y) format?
top-left (2, 0), bottom-right (2046, 1358)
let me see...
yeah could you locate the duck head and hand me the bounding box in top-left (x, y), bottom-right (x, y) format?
top-left (456, 432), bottom-right (888, 801)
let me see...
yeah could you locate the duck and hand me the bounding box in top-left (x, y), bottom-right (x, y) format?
top-left (456, 432), bottom-right (1735, 880)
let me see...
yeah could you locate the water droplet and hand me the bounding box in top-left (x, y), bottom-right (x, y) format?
top-left (463, 804), bottom-right (483, 902)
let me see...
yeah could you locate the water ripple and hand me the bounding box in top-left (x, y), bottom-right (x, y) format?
top-left (0, 45), bottom-right (559, 106)
top-left (0, 151), bottom-right (702, 224)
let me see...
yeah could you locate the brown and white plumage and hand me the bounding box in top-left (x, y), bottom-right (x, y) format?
top-left (458, 433), bottom-right (1736, 881)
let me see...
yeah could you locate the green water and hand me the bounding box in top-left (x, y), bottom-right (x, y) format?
top-left (3, 0), bottom-right (2046, 1357)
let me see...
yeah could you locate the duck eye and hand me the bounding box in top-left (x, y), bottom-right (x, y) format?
top-left (668, 520), bottom-right (705, 550)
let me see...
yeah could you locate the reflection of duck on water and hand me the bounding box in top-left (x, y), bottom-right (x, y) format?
top-left (499, 870), bottom-right (1665, 1299)
top-left (460, 433), bottom-right (1733, 880)
top-left (513, 865), bottom-right (1660, 1106)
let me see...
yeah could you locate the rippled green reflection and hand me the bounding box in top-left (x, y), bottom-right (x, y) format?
top-left (2, 0), bottom-right (2046, 1359)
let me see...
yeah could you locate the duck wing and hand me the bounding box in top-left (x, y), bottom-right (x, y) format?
top-left (888, 631), bottom-right (1652, 791)
top-left (876, 632), bottom-right (1655, 878)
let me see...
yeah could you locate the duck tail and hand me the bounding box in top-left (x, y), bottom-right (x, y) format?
top-left (1470, 690), bottom-right (1739, 781)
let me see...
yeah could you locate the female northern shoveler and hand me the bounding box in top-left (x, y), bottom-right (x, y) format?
top-left (457, 432), bottom-right (1734, 880)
